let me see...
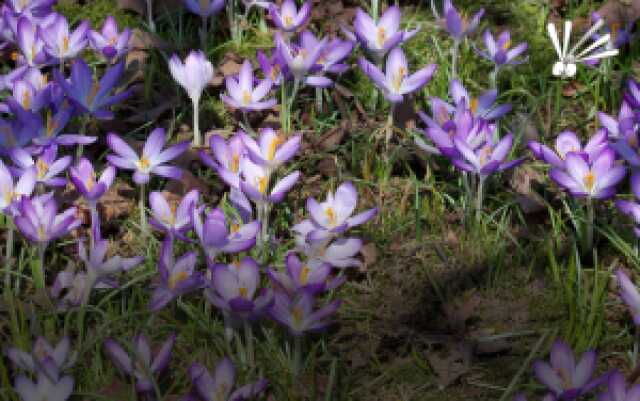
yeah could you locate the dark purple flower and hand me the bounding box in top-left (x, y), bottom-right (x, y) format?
top-left (89, 16), bottom-right (132, 60)
top-left (269, 291), bottom-right (341, 336)
top-left (597, 370), bottom-right (640, 401)
top-left (106, 128), bottom-right (188, 185)
top-left (183, 0), bottom-right (225, 18)
top-left (478, 29), bottom-right (528, 68)
top-left (257, 49), bottom-right (287, 87)
top-left (267, 252), bottom-right (332, 296)
top-left (15, 195), bottom-right (81, 245)
top-left (448, 79), bottom-right (511, 121)
top-left (451, 129), bottom-right (523, 178)
top-left (192, 207), bottom-right (260, 262)
top-left (199, 133), bottom-right (246, 190)
top-left (617, 173), bottom-right (640, 238)
top-left (148, 189), bottom-right (199, 240)
top-left (187, 357), bottom-right (268, 401)
top-left (103, 332), bottom-right (176, 393)
top-left (432, 0), bottom-right (484, 42)
top-left (69, 157), bottom-right (116, 204)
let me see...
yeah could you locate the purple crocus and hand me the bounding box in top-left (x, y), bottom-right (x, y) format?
top-left (304, 181), bottom-right (378, 241)
top-left (192, 207), bottom-right (260, 262)
top-left (269, 291), bottom-right (341, 336)
top-left (616, 269), bottom-right (640, 325)
top-left (239, 158), bottom-right (300, 204)
top-left (221, 59), bottom-right (277, 113)
top-left (69, 157), bottom-right (116, 204)
top-left (352, 6), bottom-right (419, 62)
top-left (257, 49), bottom-right (287, 87)
top-left (358, 47), bottom-right (437, 103)
top-left (451, 129), bottom-right (523, 178)
top-left (478, 30), bottom-right (528, 68)
top-left (187, 358), bottom-right (268, 401)
top-left (15, 195), bottom-right (81, 246)
top-left (529, 130), bottom-right (608, 169)
top-left (27, 106), bottom-right (96, 152)
top-left (533, 339), bottom-right (606, 400)
top-left (294, 220), bottom-right (364, 269)
top-left (448, 80), bottom-right (512, 121)
top-left (41, 15), bottom-right (89, 63)
top-left (54, 59), bottom-right (133, 120)
top-left (149, 190), bottom-right (199, 240)
top-left (241, 128), bottom-right (300, 172)
top-left (617, 173), bottom-right (640, 238)
top-left (89, 16), bottom-right (132, 60)
top-left (7, 0), bottom-right (56, 17)
top-left (149, 238), bottom-right (203, 312)
top-left (107, 128), bottom-right (188, 185)
top-left (269, 0), bottom-right (311, 33)
top-left (592, 12), bottom-right (634, 49)
top-left (199, 133), bottom-right (246, 189)
top-left (0, 160), bottom-right (35, 215)
top-left (549, 148), bottom-right (626, 200)
top-left (183, 0), bottom-right (225, 18)
top-left (205, 257), bottom-right (274, 321)
top-left (625, 79), bottom-right (640, 111)
top-left (103, 332), bottom-right (175, 393)
top-left (268, 252), bottom-right (332, 296)
top-left (599, 101), bottom-right (637, 142)
top-left (6, 77), bottom-right (50, 113)
top-left (11, 145), bottom-right (72, 188)
top-left (275, 32), bottom-right (332, 87)
top-left (6, 336), bottom-right (75, 373)
top-left (15, 17), bottom-right (48, 67)
top-left (168, 51), bottom-right (214, 147)
top-left (13, 362), bottom-right (74, 401)
top-left (597, 370), bottom-right (640, 401)
top-left (431, 0), bottom-right (484, 43)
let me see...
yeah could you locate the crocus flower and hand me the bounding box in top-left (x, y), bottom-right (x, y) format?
top-left (358, 47), bottom-right (437, 103)
top-left (239, 158), bottom-right (300, 204)
top-left (205, 257), bottom-right (274, 321)
top-left (431, 0), bottom-right (484, 43)
top-left (16, 17), bottom-right (48, 67)
top-left (549, 148), bottom-right (626, 200)
top-left (294, 221), bottom-right (364, 269)
top-left (51, 225), bottom-right (144, 307)
top-left (192, 207), bottom-right (260, 262)
top-left (616, 269), bottom-right (640, 325)
top-left (597, 370), bottom-right (640, 401)
top-left (199, 133), bottom-right (246, 189)
top-left (257, 49), bottom-right (287, 87)
top-left (547, 20), bottom-right (619, 78)
top-left (7, 0), bottom-right (56, 17)
top-left (11, 145), bottom-right (72, 188)
top-left (617, 173), bottom-right (640, 238)
top-left (89, 15), bottom-right (132, 60)
top-left (0, 160), bottom-right (35, 215)
top-left (592, 12), bottom-right (634, 49)
top-left (269, 291), bottom-right (341, 336)
top-left (13, 363), bottom-right (74, 401)
top-left (149, 190), bottom-right (199, 240)
top-left (106, 128), bottom-right (189, 185)
top-left (183, 0), bottom-right (225, 17)
top-left (188, 358), bottom-right (268, 401)
top-left (168, 51), bottom-right (214, 147)
top-left (599, 101), bottom-right (637, 142)
top-left (417, 100), bottom-right (477, 156)
top-left (268, 252), bottom-right (332, 296)
top-left (6, 78), bottom-right (50, 113)
top-left (275, 32), bottom-right (332, 87)
top-left (6, 336), bottom-right (75, 373)
top-left (149, 238), bottom-right (203, 312)
top-left (269, 0), bottom-right (311, 33)
top-left (448, 80), bottom-right (511, 121)
top-left (41, 15), bottom-right (89, 63)
top-left (529, 130), bottom-right (608, 169)
top-left (352, 6), bottom-right (419, 62)
top-left (104, 332), bottom-right (175, 393)
top-left (54, 59), bottom-right (133, 119)
top-left (625, 79), bottom-right (640, 111)
top-left (533, 339), bottom-right (606, 400)
top-left (14, 195), bottom-right (81, 245)
top-left (220, 59), bottom-right (277, 113)
top-left (241, 128), bottom-right (300, 172)
top-left (69, 157), bottom-right (116, 204)
top-left (478, 30), bottom-right (528, 68)
top-left (304, 181), bottom-right (378, 241)
top-left (451, 130), bottom-right (523, 178)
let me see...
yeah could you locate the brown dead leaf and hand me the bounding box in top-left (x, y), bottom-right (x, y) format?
top-left (562, 81), bottom-right (585, 97)
top-left (98, 181), bottom-right (136, 222)
top-left (359, 243), bottom-right (377, 272)
top-left (443, 293), bottom-right (481, 334)
top-left (117, 0), bottom-right (145, 14)
top-left (315, 121), bottom-right (348, 152)
top-left (509, 165), bottom-right (546, 214)
top-left (426, 345), bottom-right (472, 389)
top-left (317, 158), bottom-right (337, 177)
top-left (165, 170), bottom-right (216, 197)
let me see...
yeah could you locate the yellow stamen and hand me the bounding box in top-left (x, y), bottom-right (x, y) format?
top-left (231, 152), bottom-right (240, 173)
top-left (138, 157), bottom-right (151, 171)
top-left (242, 90), bottom-right (252, 106)
top-left (502, 40), bottom-right (511, 51)
top-left (611, 23), bottom-right (620, 41)
top-left (230, 223), bottom-right (240, 234)
top-left (36, 159), bottom-right (48, 179)
top-left (239, 287), bottom-right (248, 297)
top-left (479, 146), bottom-right (492, 166)
top-left (270, 65), bottom-right (280, 81)
top-left (266, 136), bottom-right (283, 161)
top-left (377, 27), bottom-right (386, 48)
top-left (22, 91), bottom-right (31, 110)
top-left (10, 51), bottom-right (18, 61)
top-left (37, 225), bottom-right (47, 240)
top-left (299, 265), bottom-right (310, 284)
top-left (257, 176), bottom-right (267, 194)
top-left (168, 271), bottom-right (189, 290)
top-left (584, 170), bottom-right (596, 191)
top-left (292, 306), bottom-right (304, 326)
top-left (392, 66), bottom-right (406, 92)
top-left (283, 15), bottom-right (293, 27)
top-left (62, 36), bottom-right (69, 53)
top-left (87, 82), bottom-right (100, 105)
top-left (86, 173), bottom-right (96, 192)
top-left (46, 111), bottom-right (58, 137)
top-left (470, 98), bottom-right (478, 114)
top-left (325, 207), bottom-right (337, 226)
top-left (3, 190), bottom-right (13, 206)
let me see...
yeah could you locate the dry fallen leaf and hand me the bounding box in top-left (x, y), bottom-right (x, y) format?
top-left (359, 243), bottom-right (377, 272)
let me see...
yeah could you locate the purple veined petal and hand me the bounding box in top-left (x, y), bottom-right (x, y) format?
top-left (491, 133), bottom-right (514, 162)
top-left (400, 64), bottom-right (437, 95)
top-left (274, 134), bottom-right (301, 164)
top-left (269, 171), bottom-right (301, 203)
top-left (107, 155), bottom-right (136, 170)
top-left (572, 350), bottom-right (597, 388)
top-left (104, 338), bottom-right (133, 374)
top-left (229, 379), bottom-right (269, 401)
top-left (333, 181), bottom-right (358, 221)
top-left (484, 29), bottom-right (497, 56)
top-left (378, 5), bottom-right (401, 34)
top-left (107, 133), bottom-right (138, 162)
top-left (540, 144), bottom-right (565, 169)
top-left (305, 75), bottom-right (333, 88)
top-left (143, 128), bottom-right (166, 159)
top-left (555, 131), bottom-right (582, 158)
top-left (453, 137), bottom-right (481, 171)
top-left (133, 334), bottom-right (152, 369)
top-left (445, 7), bottom-right (463, 39)
top-left (549, 340), bottom-right (576, 381)
top-left (596, 166), bottom-right (626, 193)
top-left (6, 348), bottom-right (35, 371)
top-left (449, 79), bottom-right (469, 105)
top-left (506, 42), bottom-right (528, 62)
top-left (564, 152), bottom-right (590, 185)
top-left (237, 257), bottom-right (260, 299)
top-left (133, 170), bottom-right (151, 185)
top-left (214, 357), bottom-right (237, 400)
top-left (534, 360), bottom-right (564, 395)
top-left (293, 0), bottom-right (312, 27)
top-left (151, 165), bottom-right (183, 181)
top-left (630, 173), bottom-right (640, 200)
top-left (549, 168), bottom-right (582, 195)
top-left (150, 332), bottom-right (176, 373)
top-left (346, 207), bottom-right (378, 228)
top-left (251, 78), bottom-right (273, 102)
top-left (385, 47), bottom-right (408, 83)
top-left (213, 266), bottom-right (241, 300)
top-left (358, 57), bottom-right (387, 92)
top-left (155, 141), bottom-right (190, 165)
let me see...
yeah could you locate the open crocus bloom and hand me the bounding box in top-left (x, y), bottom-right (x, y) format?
top-left (6, 336), bottom-right (75, 373)
top-left (239, 158), bottom-right (300, 204)
top-left (352, 6), bottom-right (418, 62)
top-left (269, 291), bottom-right (341, 336)
top-left (301, 31), bottom-right (353, 75)
top-left (200, 133), bottom-right (246, 189)
top-left (358, 47), bottom-right (436, 103)
top-left (529, 130), bottom-right (608, 169)
top-left (106, 128), bottom-right (189, 185)
top-left (192, 207), bottom-right (260, 262)
top-left (269, 0), bottom-right (311, 33)
top-left (478, 29), bottom-right (528, 68)
top-left (451, 130), bottom-right (523, 178)
top-left (267, 252), bottom-right (332, 296)
top-left (549, 148), bottom-right (626, 200)
top-left (149, 189), bottom-right (199, 239)
top-left (89, 16), bottom-right (132, 60)
top-left (7, 78), bottom-right (50, 113)
top-left (7, 0), bottom-right (56, 16)
top-left (305, 181), bottom-right (378, 240)
top-left (598, 371), bottom-right (640, 401)
top-left (15, 195), bottom-right (81, 245)
top-left (294, 220), bottom-right (364, 269)
top-left (69, 157), bottom-right (116, 204)
top-left (205, 257), bottom-right (273, 320)
top-left (149, 238), bottom-right (203, 312)
top-left (41, 15), bottom-right (89, 63)
top-left (275, 32), bottom-right (331, 87)
top-left (431, 0), bottom-right (484, 43)
top-left (257, 49), bottom-right (287, 87)
top-left (183, 0), bottom-right (224, 17)
top-left (14, 361), bottom-right (74, 401)
top-left (29, 106), bottom-right (96, 151)
top-left (241, 128), bottom-right (300, 172)
top-left (533, 339), bottom-right (606, 400)
top-left (16, 17), bottom-right (48, 67)
top-left (221, 59), bottom-right (277, 112)
top-left (448, 80), bottom-right (512, 121)
top-left (103, 333), bottom-right (175, 393)
top-left (616, 269), bottom-right (640, 325)
top-left (617, 173), bottom-right (640, 238)
top-left (0, 160), bottom-right (35, 215)
top-left (188, 358), bottom-right (268, 401)
top-left (11, 145), bottom-right (71, 188)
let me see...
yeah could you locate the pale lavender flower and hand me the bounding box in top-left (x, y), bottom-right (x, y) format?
top-left (269, 291), bottom-right (341, 336)
top-left (0, 160), bottom-right (35, 215)
top-left (149, 189), bottom-right (199, 240)
top-left (199, 133), bottom-right (246, 189)
top-left (597, 370), bottom-right (640, 401)
top-left (6, 336), bottom-right (75, 373)
top-left (267, 252), bottom-right (332, 296)
top-left (187, 358), bottom-right (268, 401)
top-left (16, 16), bottom-right (48, 67)
top-left (13, 363), bottom-right (74, 401)
top-left (220, 59), bottom-right (277, 112)
top-left (240, 128), bottom-right (300, 172)
top-left (275, 32), bottom-right (332, 87)
top-left (7, 0), bottom-right (56, 17)
top-left (11, 145), bottom-right (72, 188)
top-left (239, 158), bottom-right (300, 204)
top-left (269, 0), bottom-right (311, 33)
top-left (41, 15), bottom-right (89, 63)
top-left (431, 0), bottom-right (484, 42)
top-left (89, 16), bottom-right (132, 60)
top-left (69, 157), bottom-right (116, 204)
top-left (478, 30), bottom-right (528, 68)
top-left (529, 130), bottom-right (608, 169)
top-left (293, 221), bottom-right (364, 269)
top-left (15, 195), bottom-right (81, 246)
top-left (616, 269), bottom-right (640, 325)
top-left (257, 49), bottom-right (287, 87)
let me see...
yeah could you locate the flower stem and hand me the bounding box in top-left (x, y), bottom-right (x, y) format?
top-left (475, 177), bottom-right (484, 224)
top-left (76, 116), bottom-right (90, 163)
top-left (201, 16), bottom-right (208, 51)
top-left (315, 87), bottom-right (323, 113)
top-left (585, 198), bottom-right (594, 254)
top-left (192, 100), bottom-right (201, 147)
top-left (489, 67), bottom-right (498, 90)
top-left (139, 184), bottom-right (147, 234)
top-left (292, 335), bottom-right (302, 377)
top-left (244, 320), bottom-right (255, 368)
top-left (242, 111), bottom-right (256, 136)
top-left (371, 0), bottom-right (379, 22)
top-left (285, 79), bottom-right (301, 135)
top-left (3, 220), bottom-right (14, 295)
top-left (89, 203), bottom-right (98, 249)
top-left (33, 244), bottom-right (46, 289)
top-left (146, 0), bottom-right (156, 32)
top-left (451, 40), bottom-right (460, 79)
